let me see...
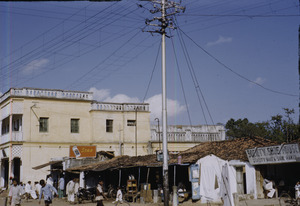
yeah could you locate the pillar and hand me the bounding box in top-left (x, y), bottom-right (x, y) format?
top-left (8, 114), bottom-right (12, 183)
top-left (172, 186), bottom-right (178, 206)
top-left (79, 171), bottom-right (85, 188)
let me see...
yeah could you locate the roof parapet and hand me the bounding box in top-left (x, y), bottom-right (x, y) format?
top-left (0, 87), bottom-right (93, 102)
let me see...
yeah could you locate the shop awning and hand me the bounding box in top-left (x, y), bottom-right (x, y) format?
top-left (32, 160), bottom-right (63, 170)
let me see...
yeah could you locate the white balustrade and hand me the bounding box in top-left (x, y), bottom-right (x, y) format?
top-left (150, 125), bottom-right (225, 143)
top-left (91, 102), bottom-right (149, 112)
top-left (0, 88), bottom-right (93, 102)
top-left (1, 131), bottom-right (23, 144)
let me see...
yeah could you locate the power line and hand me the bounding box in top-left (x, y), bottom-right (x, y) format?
top-left (183, 14), bottom-right (300, 17)
top-left (177, 27), bottom-right (298, 97)
top-left (142, 43), bottom-right (161, 103)
top-left (170, 32), bottom-right (193, 126)
top-left (175, 24), bottom-right (215, 126)
top-left (64, 28), bottom-right (144, 89)
top-left (0, 2), bottom-right (139, 80)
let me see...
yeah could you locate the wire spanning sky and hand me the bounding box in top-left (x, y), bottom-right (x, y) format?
top-left (0, 0), bottom-right (299, 125)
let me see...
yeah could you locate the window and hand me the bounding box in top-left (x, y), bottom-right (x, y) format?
top-left (39, 117), bottom-right (48, 133)
top-left (71, 119), bottom-right (79, 133)
top-left (127, 120), bottom-right (136, 126)
top-left (106, 119), bottom-right (113, 133)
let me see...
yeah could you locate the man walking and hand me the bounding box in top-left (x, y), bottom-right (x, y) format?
top-left (96, 180), bottom-right (107, 206)
top-left (58, 175), bottom-right (65, 198)
top-left (8, 178), bottom-right (24, 206)
top-left (39, 179), bottom-right (58, 206)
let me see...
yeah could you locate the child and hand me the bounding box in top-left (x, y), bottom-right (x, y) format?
top-left (113, 186), bottom-right (123, 204)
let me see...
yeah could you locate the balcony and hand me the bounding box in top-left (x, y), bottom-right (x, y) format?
top-left (1, 131), bottom-right (23, 144)
top-left (150, 125), bottom-right (225, 143)
top-left (151, 132), bottom-right (221, 143)
top-left (91, 102), bottom-right (149, 112)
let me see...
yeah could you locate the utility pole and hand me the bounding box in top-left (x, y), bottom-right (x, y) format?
top-left (143, 1), bottom-right (185, 205)
top-left (298, 25), bottom-right (300, 125)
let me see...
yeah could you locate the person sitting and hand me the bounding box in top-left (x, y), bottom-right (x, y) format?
top-left (178, 183), bottom-right (187, 203)
top-left (25, 181), bottom-right (37, 200)
top-left (35, 181), bottom-right (42, 197)
top-left (263, 178), bottom-right (276, 198)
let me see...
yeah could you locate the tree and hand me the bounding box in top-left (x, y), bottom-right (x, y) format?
top-left (268, 108), bottom-right (300, 143)
top-left (225, 118), bottom-right (269, 139)
top-left (225, 108), bottom-right (300, 143)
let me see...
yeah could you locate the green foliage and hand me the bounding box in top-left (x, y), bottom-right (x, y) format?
top-left (225, 108), bottom-right (300, 143)
top-left (225, 118), bottom-right (269, 139)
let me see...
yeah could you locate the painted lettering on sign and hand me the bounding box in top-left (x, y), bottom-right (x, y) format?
top-left (69, 145), bottom-right (97, 158)
top-left (246, 144), bottom-right (300, 165)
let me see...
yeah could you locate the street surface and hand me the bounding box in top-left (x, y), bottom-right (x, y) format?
top-left (17, 197), bottom-right (284, 206)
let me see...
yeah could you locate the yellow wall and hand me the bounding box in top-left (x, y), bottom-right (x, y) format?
top-left (1, 89), bottom-right (202, 183)
top-left (5, 97), bottom-right (151, 182)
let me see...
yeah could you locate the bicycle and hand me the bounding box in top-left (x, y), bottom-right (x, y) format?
top-left (279, 191), bottom-right (300, 206)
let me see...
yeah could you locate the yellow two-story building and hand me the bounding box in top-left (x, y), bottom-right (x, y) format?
top-left (0, 88), bottom-right (151, 187)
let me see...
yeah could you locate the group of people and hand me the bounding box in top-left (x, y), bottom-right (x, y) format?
top-left (8, 178), bottom-right (58, 206)
top-left (7, 175), bottom-right (124, 206)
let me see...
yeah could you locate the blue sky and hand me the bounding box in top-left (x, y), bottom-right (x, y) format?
top-left (0, 0), bottom-right (299, 125)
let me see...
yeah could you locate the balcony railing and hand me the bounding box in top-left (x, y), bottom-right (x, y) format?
top-left (1, 132), bottom-right (23, 144)
top-left (151, 132), bottom-right (221, 142)
top-left (91, 102), bottom-right (149, 112)
top-left (1, 88), bottom-right (93, 103)
top-left (150, 125), bottom-right (225, 143)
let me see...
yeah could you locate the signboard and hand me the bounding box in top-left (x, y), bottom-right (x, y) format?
top-left (246, 143), bottom-right (300, 165)
top-left (156, 150), bottom-right (169, 162)
top-left (69, 145), bottom-right (96, 158)
top-left (189, 164), bottom-right (200, 200)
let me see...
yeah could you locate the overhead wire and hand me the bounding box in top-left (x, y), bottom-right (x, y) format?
top-left (0, 2), bottom-right (94, 65)
top-left (64, 28), bottom-right (145, 89)
top-left (170, 31), bottom-right (193, 126)
top-left (1, 1), bottom-right (150, 92)
top-left (0, 1), bottom-right (144, 84)
top-left (142, 43), bottom-right (161, 103)
top-left (180, 0), bottom-right (294, 32)
top-left (0, 1), bottom-right (120, 78)
top-left (174, 22), bottom-right (209, 126)
top-left (15, 18), bottom-right (149, 89)
top-left (80, 35), bottom-right (160, 91)
top-left (177, 27), bottom-right (298, 97)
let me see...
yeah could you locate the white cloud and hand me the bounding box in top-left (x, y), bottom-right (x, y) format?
top-left (250, 77), bottom-right (266, 87)
top-left (89, 88), bottom-right (186, 121)
top-left (145, 94), bottom-right (186, 121)
top-left (23, 58), bottom-right (49, 74)
top-left (104, 94), bottom-right (140, 103)
top-left (88, 87), bottom-right (110, 101)
top-left (206, 35), bottom-right (232, 47)
top-left (89, 87), bottom-right (139, 103)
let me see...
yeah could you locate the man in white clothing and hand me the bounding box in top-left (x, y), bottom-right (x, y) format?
top-left (66, 178), bottom-right (76, 203)
top-left (9, 178), bottom-right (24, 206)
top-left (25, 181), bottom-right (37, 200)
top-left (35, 181), bottom-right (42, 197)
top-left (113, 186), bottom-right (123, 204)
top-left (46, 175), bottom-right (53, 186)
